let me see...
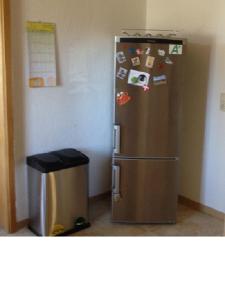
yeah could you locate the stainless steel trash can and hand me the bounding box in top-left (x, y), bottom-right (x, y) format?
top-left (27, 149), bottom-right (90, 236)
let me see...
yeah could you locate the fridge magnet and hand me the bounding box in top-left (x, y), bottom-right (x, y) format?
top-left (131, 57), bottom-right (141, 66)
top-left (169, 44), bottom-right (183, 55)
top-left (117, 92), bottom-right (131, 106)
top-left (128, 69), bottom-right (150, 87)
top-left (158, 62), bottom-right (165, 70)
top-left (116, 51), bottom-right (127, 63)
top-left (117, 67), bottom-right (128, 80)
top-left (153, 75), bottom-right (167, 86)
top-left (165, 57), bottom-right (173, 65)
top-left (143, 84), bottom-right (150, 92)
top-left (129, 48), bottom-right (136, 55)
top-left (145, 56), bottom-right (155, 68)
top-left (136, 48), bottom-right (144, 55)
top-left (158, 49), bottom-right (166, 56)
top-left (145, 47), bottom-right (151, 55)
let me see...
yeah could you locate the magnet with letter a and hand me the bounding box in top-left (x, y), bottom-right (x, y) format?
top-left (169, 44), bottom-right (183, 55)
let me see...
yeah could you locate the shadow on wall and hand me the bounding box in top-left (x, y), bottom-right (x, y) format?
top-left (180, 38), bottom-right (213, 202)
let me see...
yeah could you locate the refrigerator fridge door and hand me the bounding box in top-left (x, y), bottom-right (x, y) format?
top-left (114, 39), bottom-right (184, 158)
top-left (112, 158), bottom-right (178, 223)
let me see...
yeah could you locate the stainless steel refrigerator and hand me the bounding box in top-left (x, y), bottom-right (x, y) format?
top-left (112, 36), bottom-right (185, 224)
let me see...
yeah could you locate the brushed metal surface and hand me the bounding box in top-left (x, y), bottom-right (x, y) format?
top-left (112, 159), bottom-right (178, 223)
top-left (45, 166), bottom-right (89, 235)
top-left (115, 42), bottom-right (184, 158)
top-left (28, 167), bottom-right (47, 235)
top-left (28, 165), bottom-right (89, 236)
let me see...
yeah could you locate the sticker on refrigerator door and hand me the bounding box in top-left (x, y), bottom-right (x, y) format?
top-left (145, 47), bottom-right (151, 55)
top-left (116, 51), bottom-right (126, 63)
top-left (158, 62), bottom-right (165, 70)
top-left (131, 57), bottom-right (141, 66)
top-left (128, 70), bottom-right (150, 87)
top-left (145, 56), bottom-right (155, 68)
top-left (143, 84), bottom-right (150, 92)
top-left (116, 92), bottom-right (131, 106)
top-left (158, 49), bottom-right (166, 56)
top-left (136, 48), bottom-right (144, 55)
top-left (116, 67), bottom-right (128, 80)
top-left (129, 48), bottom-right (136, 55)
top-left (169, 44), bottom-right (183, 55)
top-left (153, 75), bottom-right (167, 86)
top-left (165, 57), bottom-right (173, 65)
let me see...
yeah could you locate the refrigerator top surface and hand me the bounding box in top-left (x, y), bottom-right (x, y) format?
top-left (115, 36), bottom-right (186, 45)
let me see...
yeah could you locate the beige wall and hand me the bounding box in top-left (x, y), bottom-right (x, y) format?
top-left (11, 0), bottom-right (225, 221)
top-left (147, 0), bottom-right (225, 212)
top-left (11, 0), bottom-right (147, 221)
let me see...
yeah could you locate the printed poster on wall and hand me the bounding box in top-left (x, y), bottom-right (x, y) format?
top-left (27, 21), bottom-right (57, 88)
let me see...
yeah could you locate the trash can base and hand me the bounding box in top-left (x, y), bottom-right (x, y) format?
top-left (28, 222), bottom-right (91, 237)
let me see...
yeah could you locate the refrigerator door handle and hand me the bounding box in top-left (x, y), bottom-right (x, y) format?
top-left (112, 165), bottom-right (120, 196)
top-left (113, 125), bottom-right (121, 154)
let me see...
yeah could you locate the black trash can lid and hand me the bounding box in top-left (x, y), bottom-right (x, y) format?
top-left (51, 148), bottom-right (89, 168)
top-left (27, 149), bottom-right (89, 173)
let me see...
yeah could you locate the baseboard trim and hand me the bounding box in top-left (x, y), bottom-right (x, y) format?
top-left (16, 219), bottom-right (29, 231)
top-left (179, 195), bottom-right (224, 221)
top-left (89, 191), bottom-right (111, 201)
top-left (13, 194), bottom-right (224, 232)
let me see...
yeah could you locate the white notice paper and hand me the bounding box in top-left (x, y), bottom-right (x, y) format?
top-left (27, 22), bottom-right (57, 87)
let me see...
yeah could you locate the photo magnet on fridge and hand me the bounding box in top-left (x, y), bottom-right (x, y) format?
top-left (117, 92), bottom-right (131, 106)
top-left (117, 67), bottom-right (128, 80)
top-left (169, 44), bottom-right (183, 55)
top-left (131, 57), bottom-right (141, 66)
top-left (158, 49), bottom-right (166, 56)
top-left (128, 69), bottom-right (150, 87)
top-left (116, 51), bottom-right (127, 63)
top-left (145, 56), bottom-right (155, 68)
top-left (153, 75), bottom-right (167, 86)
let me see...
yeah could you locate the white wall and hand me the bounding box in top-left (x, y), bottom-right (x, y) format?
top-left (147, 0), bottom-right (225, 213)
top-left (11, 0), bottom-right (147, 221)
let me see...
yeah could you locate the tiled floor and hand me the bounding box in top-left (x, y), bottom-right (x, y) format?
top-left (74, 197), bottom-right (224, 236)
top-left (0, 197), bottom-right (224, 236)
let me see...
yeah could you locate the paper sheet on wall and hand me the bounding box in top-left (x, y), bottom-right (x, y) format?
top-left (27, 22), bottom-right (57, 88)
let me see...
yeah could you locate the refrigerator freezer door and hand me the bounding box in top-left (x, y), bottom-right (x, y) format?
top-left (115, 40), bottom-right (184, 158)
top-left (112, 159), bottom-right (178, 223)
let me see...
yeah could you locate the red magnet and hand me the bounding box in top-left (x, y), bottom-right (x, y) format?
top-left (117, 92), bottom-right (131, 106)
top-left (158, 62), bottom-right (165, 70)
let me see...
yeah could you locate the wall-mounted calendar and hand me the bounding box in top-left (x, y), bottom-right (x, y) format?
top-left (27, 21), bottom-right (57, 88)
